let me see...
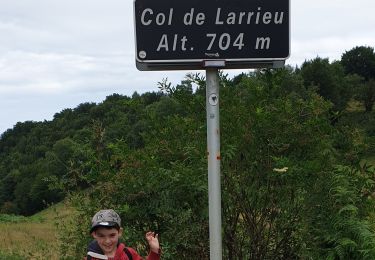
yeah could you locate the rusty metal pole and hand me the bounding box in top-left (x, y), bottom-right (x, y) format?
top-left (206, 68), bottom-right (222, 260)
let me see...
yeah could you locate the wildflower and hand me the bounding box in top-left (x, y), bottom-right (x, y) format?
top-left (273, 167), bottom-right (288, 173)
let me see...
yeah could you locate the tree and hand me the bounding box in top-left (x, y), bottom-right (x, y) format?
top-left (300, 57), bottom-right (353, 111)
top-left (358, 79), bottom-right (375, 112)
top-left (0, 65), bottom-right (373, 258)
top-left (341, 46), bottom-right (375, 81)
top-left (57, 71), bottom-right (375, 259)
top-left (341, 46), bottom-right (375, 111)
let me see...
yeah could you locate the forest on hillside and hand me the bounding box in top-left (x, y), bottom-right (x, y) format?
top-left (0, 46), bottom-right (375, 258)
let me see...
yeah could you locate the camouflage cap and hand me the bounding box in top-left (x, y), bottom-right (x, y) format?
top-left (90, 209), bottom-right (121, 233)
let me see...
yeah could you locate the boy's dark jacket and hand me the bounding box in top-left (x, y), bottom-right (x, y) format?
top-left (85, 240), bottom-right (160, 260)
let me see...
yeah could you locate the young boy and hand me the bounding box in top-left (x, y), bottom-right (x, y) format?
top-left (86, 209), bottom-right (161, 260)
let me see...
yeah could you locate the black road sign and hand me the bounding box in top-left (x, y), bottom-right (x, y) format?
top-left (134, 0), bottom-right (290, 70)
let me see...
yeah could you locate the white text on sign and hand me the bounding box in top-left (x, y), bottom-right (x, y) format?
top-left (140, 7), bottom-right (285, 26)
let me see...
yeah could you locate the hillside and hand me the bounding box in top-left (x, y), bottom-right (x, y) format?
top-left (0, 53), bottom-right (374, 258)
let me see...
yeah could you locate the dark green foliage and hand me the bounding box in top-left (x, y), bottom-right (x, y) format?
top-left (304, 164), bottom-right (375, 259)
top-left (0, 48), bottom-right (374, 258)
top-left (300, 58), bottom-right (354, 111)
top-left (51, 70), bottom-right (375, 259)
top-left (341, 46), bottom-right (375, 111)
top-left (0, 92), bottom-right (164, 215)
top-left (358, 79), bottom-right (375, 112)
top-left (341, 46), bottom-right (375, 81)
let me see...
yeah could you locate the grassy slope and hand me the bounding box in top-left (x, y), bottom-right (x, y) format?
top-left (0, 202), bottom-right (71, 260)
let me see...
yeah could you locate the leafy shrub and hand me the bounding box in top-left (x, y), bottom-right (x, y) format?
top-left (54, 70), bottom-right (375, 259)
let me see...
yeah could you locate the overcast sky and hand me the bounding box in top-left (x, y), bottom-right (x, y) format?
top-left (0, 0), bottom-right (374, 135)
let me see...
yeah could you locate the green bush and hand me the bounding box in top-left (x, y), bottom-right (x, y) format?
top-left (55, 70), bottom-right (375, 259)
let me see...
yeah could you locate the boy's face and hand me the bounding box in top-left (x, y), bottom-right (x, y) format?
top-left (92, 227), bottom-right (123, 257)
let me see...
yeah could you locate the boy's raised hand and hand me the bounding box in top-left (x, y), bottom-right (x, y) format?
top-left (145, 231), bottom-right (160, 253)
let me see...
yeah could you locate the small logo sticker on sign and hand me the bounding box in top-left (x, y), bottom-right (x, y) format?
top-left (209, 94), bottom-right (218, 106)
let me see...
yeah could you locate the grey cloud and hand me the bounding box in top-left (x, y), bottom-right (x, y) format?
top-left (0, 0), bottom-right (375, 134)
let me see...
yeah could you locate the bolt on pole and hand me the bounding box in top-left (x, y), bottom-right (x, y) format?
top-left (206, 68), bottom-right (222, 260)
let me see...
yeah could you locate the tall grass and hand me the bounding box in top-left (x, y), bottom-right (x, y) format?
top-left (0, 222), bottom-right (57, 259)
top-left (0, 203), bottom-right (71, 259)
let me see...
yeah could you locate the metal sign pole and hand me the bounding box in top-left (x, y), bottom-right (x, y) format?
top-left (206, 68), bottom-right (222, 260)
